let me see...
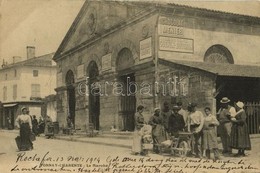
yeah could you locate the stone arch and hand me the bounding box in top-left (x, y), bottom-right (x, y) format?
top-left (87, 60), bottom-right (99, 80)
top-left (204, 45), bottom-right (234, 64)
top-left (116, 48), bottom-right (135, 71)
top-left (112, 39), bottom-right (139, 68)
top-left (86, 54), bottom-right (101, 76)
top-left (65, 70), bottom-right (75, 86)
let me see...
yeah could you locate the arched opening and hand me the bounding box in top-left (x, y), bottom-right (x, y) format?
top-left (204, 45), bottom-right (234, 64)
top-left (88, 61), bottom-right (100, 130)
top-left (116, 48), bottom-right (136, 131)
top-left (65, 70), bottom-right (76, 126)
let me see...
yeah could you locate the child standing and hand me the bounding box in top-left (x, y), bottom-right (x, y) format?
top-left (203, 107), bottom-right (220, 160)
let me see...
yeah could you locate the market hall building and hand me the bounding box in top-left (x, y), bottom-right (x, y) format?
top-left (53, 1), bottom-right (260, 133)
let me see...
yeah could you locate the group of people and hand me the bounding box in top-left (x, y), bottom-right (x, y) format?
top-left (132, 97), bottom-right (251, 160)
top-left (15, 107), bottom-right (54, 151)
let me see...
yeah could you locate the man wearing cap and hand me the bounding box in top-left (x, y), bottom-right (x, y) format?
top-left (168, 105), bottom-right (185, 138)
top-left (217, 97), bottom-right (236, 155)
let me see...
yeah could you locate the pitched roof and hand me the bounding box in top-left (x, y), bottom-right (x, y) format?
top-left (159, 58), bottom-right (260, 78)
top-left (53, 1), bottom-right (260, 61)
top-left (0, 53), bottom-right (55, 71)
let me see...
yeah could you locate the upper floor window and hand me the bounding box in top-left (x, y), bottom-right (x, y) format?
top-left (14, 69), bottom-right (17, 77)
top-left (33, 70), bottom-right (39, 77)
top-left (31, 84), bottom-right (41, 97)
top-left (13, 84), bottom-right (17, 100)
top-left (5, 74), bottom-right (7, 80)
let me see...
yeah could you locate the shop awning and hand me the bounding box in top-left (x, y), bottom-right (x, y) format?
top-left (159, 58), bottom-right (260, 78)
top-left (3, 103), bottom-right (18, 108)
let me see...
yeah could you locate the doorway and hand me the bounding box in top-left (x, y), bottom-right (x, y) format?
top-left (119, 73), bottom-right (136, 131)
top-left (66, 70), bottom-right (76, 126)
top-left (88, 61), bottom-right (100, 130)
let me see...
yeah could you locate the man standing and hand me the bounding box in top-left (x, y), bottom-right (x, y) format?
top-left (187, 103), bottom-right (204, 158)
top-left (161, 101), bottom-right (171, 137)
top-left (217, 97), bottom-right (236, 155)
top-left (168, 105), bottom-right (185, 137)
top-left (177, 101), bottom-right (188, 129)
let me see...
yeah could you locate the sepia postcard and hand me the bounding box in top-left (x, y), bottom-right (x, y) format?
top-left (0, 0), bottom-right (260, 173)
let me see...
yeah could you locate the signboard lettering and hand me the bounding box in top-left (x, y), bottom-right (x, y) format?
top-left (159, 36), bottom-right (194, 53)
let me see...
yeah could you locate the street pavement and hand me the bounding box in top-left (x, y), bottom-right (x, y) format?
top-left (0, 130), bottom-right (260, 173)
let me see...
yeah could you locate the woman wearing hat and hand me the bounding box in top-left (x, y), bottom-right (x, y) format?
top-left (15, 107), bottom-right (33, 151)
top-left (148, 108), bottom-right (166, 153)
top-left (230, 101), bottom-right (251, 157)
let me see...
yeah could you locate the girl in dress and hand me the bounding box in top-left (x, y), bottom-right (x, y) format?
top-left (202, 107), bottom-right (220, 160)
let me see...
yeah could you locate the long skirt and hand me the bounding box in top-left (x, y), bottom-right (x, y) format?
top-left (203, 129), bottom-right (218, 150)
top-left (132, 130), bottom-right (142, 153)
top-left (152, 125), bottom-right (166, 144)
top-left (20, 123), bottom-right (33, 151)
top-left (230, 123), bottom-right (251, 150)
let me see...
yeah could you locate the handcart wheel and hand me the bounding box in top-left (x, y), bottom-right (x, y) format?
top-left (179, 141), bottom-right (188, 157)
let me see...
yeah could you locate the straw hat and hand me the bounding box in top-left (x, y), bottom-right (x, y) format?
top-left (154, 108), bottom-right (160, 112)
top-left (172, 105), bottom-right (180, 110)
top-left (21, 107), bottom-right (27, 112)
top-left (220, 97), bottom-right (230, 103)
top-left (236, 101), bottom-right (244, 109)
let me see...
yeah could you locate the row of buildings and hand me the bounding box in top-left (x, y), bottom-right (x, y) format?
top-left (1, 1), bottom-right (260, 133)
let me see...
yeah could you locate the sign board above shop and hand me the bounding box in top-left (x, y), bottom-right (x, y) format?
top-left (159, 36), bottom-right (194, 53)
top-left (158, 16), bottom-right (185, 37)
top-left (158, 16), bottom-right (194, 54)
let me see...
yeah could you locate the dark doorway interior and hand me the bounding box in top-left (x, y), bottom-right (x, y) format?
top-left (88, 61), bottom-right (100, 130)
top-left (216, 76), bottom-right (260, 108)
top-left (119, 73), bottom-right (136, 131)
top-left (68, 86), bottom-right (76, 126)
top-left (66, 70), bottom-right (76, 127)
top-left (216, 76), bottom-right (260, 134)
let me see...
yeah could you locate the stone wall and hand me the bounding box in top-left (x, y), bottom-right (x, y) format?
top-left (158, 63), bottom-right (216, 113)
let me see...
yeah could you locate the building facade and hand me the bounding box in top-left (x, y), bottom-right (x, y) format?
top-left (0, 47), bottom-right (56, 129)
top-left (53, 1), bottom-right (260, 132)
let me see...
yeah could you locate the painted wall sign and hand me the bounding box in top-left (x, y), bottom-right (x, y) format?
top-left (140, 37), bottom-right (152, 59)
top-left (77, 64), bottom-right (85, 79)
top-left (102, 53), bottom-right (112, 71)
top-left (159, 36), bottom-right (194, 53)
top-left (158, 16), bottom-right (185, 37)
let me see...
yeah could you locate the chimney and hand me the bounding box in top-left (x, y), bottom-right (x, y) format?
top-left (13, 56), bottom-right (22, 64)
top-left (27, 46), bottom-right (35, 59)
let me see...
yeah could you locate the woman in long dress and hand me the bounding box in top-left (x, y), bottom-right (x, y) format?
top-left (15, 107), bottom-right (33, 151)
top-left (132, 105), bottom-right (145, 155)
top-left (230, 101), bottom-right (251, 157)
top-left (149, 108), bottom-right (166, 153)
top-left (202, 107), bottom-right (220, 160)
